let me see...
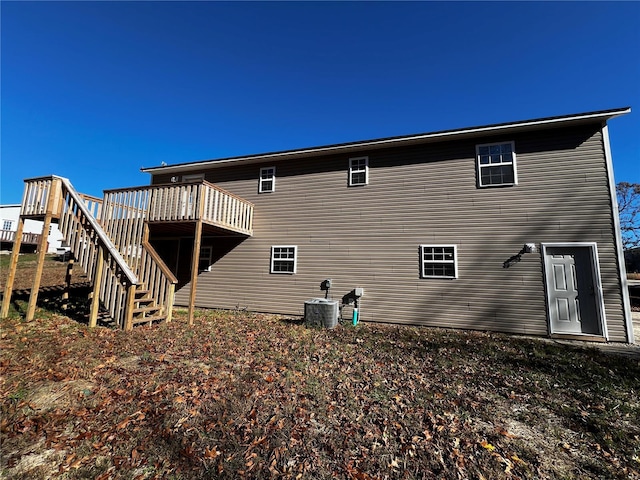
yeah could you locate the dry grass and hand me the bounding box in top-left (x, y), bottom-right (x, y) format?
top-left (1, 308), bottom-right (639, 480)
top-left (0, 253), bottom-right (88, 292)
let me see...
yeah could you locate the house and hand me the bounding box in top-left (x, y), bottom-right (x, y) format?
top-left (1, 107), bottom-right (634, 343)
top-left (0, 204), bottom-right (64, 254)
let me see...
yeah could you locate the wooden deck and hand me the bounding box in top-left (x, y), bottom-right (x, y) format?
top-left (103, 180), bottom-right (254, 236)
top-left (2, 175), bottom-right (253, 329)
top-left (0, 230), bottom-right (41, 245)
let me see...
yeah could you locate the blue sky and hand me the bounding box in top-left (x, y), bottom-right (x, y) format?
top-left (2, 1), bottom-right (639, 203)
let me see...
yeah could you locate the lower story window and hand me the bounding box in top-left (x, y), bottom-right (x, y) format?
top-left (199, 246), bottom-right (213, 272)
top-left (420, 245), bottom-right (458, 279)
top-left (271, 246), bottom-right (297, 273)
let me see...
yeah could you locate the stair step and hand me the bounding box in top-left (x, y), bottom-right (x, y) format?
top-left (132, 315), bottom-right (166, 325)
top-left (133, 306), bottom-right (161, 316)
top-left (135, 289), bottom-right (150, 297)
top-left (135, 297), bottom-right (154, 306)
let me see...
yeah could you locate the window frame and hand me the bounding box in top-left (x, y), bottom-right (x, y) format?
top-left (259, 166), bottom-right (276, 193)
top-left (199, 245), bottom-right (213, 272)
top-left (2, 220), bottom-right (13, 231)
top-left (182, 173), bottom-right (205, 183)
top-left (476, 141), bottom-right (517, 188)
top-left (270, 245), bottom-right (297, 274)
top-left (348, 156), bottom-right (369, 186)
top-left (419, 244), bottom-right (458, 279)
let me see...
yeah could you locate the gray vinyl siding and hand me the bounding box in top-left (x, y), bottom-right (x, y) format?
top-left (152, 124), bottom-right (627, 341)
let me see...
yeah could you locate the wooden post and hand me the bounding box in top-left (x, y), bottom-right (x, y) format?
top-left (166, 284), bottom-right (175, 323)
top-left (25, 178), bottom-right (61, 321)
top-left (0, 218), bottom-right (26, 318)
top-left (88, 246), bottom-right (104, 328)
top-left (25, 211), bottom-right (54, 321)
top-left (188, 185), bottom-right (205, 326)
top-left (188, 220), bottom-right (203, 326)
top-left (61, 258), bottom-right (74, 311)
top-left (124, 283), bottom-right (136, 331)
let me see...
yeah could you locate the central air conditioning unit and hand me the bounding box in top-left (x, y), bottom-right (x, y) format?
top-left (304, 298), bottom-right (339, 329)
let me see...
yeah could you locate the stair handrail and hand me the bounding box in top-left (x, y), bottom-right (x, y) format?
top-left (141, 239), bottom-right (178, 284)
top-left (56, 176), bottom-right (138, 286)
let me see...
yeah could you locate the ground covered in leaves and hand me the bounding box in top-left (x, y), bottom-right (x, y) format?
top-left (0, 254), bottom-right (88, 292)
top-left (1, 308), bottom-right (639, 480)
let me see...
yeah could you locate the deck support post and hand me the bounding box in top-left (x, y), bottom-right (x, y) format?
top-left (88, 246), bottom-right (105, 328)
top-left (25, 182), bottom-right (59, 321)
top-left (25, 215), bottom-right (54, 321)
top-left (188, 220), bottom-right (203, 326)
top-left (61, 258), bottom-right (74, 311)
top-left (166, 284), bottom-right (175, 323)
top-left (124, 283), bottom-right (136, 331)
top-left (187, 185), bottom-right (206, 326)
top-left (1, 218), bottom-right (26, 318)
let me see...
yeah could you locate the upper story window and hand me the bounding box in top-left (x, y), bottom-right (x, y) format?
top-left (271, 245), bottom-right (297, 274)
top-left (182, 173), bottom-right (204, 183)
top-left (420, 245), bottom-right (458, 279)
top-left (260, 167), bottom-right (276, 193)
top-left (349, 156), bottom-right (369, 186)
top-left (2, 220), bottom-right (13, 231)
top-left (476, 142), bottom-right (517, 187)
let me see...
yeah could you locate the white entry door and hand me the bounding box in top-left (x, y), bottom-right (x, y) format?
top-left (543, 244), bottom-right (604, 336)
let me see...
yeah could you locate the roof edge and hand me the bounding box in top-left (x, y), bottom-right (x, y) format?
top-left (142, 107), bottom-right (631, 175)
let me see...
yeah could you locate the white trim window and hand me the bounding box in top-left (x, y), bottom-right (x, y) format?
top-left (271, 245), bottom-right (297, 274)
top-left (2, 220), bottom-right (13, 231)
top-left (349, 156), bottom-right (369, 186)
top-left (420, 245), bottom-right (458, 279)
top-left (199, 245), bottom-right (213, 272)
top-left (476, 142), bottom-right (517, 187)
top-left (182, 173), bottom-right (205, 182)
top-left (259, 167), bottom-right (276, 193)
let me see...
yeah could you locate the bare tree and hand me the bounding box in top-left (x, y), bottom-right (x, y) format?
top-left (616, 182), bottom-right (640, 249)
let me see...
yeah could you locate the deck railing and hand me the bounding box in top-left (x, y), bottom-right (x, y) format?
top-left (104, 180), bottom-right (254, 236)
top-left (98, 186), bottom-right (178, 320)
top-left (55, 177), bottom-right (138, 328)
top-left (0, 230), bottom-right (41, 245)
top-left (21, 177), bottom-right (56, 217)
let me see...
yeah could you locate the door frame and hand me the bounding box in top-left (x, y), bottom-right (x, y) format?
top-left (541, 242), bottom-right (608, 340)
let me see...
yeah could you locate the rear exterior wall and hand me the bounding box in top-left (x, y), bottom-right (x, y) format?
top-left (152, 124), bottom-right (628, 341)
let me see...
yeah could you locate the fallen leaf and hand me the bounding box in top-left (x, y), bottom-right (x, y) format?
top-left (116, 418), bottom-right (131, 430)
top-left (481, 440), bottom-right (495, 452)
top-left (497, 427), bottom-right (517, 438)
top-left (205, 447), bottom-right (221, 459)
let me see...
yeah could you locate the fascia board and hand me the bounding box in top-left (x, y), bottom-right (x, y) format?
top-left (141, 107), bottom-right (631, 176)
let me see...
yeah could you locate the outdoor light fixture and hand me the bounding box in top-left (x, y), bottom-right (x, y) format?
top-left (503, 243), bottom-right (538, 268)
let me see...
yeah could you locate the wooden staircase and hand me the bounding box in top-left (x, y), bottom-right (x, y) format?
top-left (1, 174), bottom-right (254, 328)
top-left (1, 176), bottom-right (177, 329)
top-left (131, 285), bottom-right (166, 326)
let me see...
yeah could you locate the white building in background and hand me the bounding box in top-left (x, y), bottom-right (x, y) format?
top-left (0, 204), bottom-right (64, 253)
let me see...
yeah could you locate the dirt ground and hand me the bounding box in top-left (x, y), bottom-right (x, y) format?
top-left (0, 253), bottom-right (89, 293)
